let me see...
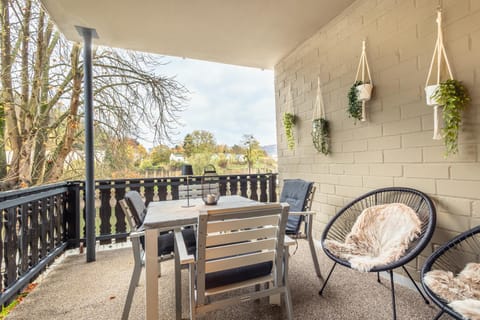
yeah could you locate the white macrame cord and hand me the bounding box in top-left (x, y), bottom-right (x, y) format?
top-left (354, 41), bottom-right (373, 122)
top-left (314, 77), bottom-right (326, 120)
top-left (425, 9), bottom-right (454, 140)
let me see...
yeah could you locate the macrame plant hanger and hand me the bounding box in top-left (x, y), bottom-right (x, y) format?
top-left (425, 8), bottom-right (453, 140)
top-left (312, 76), bottom-right (329, 155)
top-left (354, 40), bottom-right (373, 122)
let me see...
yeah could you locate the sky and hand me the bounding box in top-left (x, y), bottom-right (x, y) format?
top-left (147, 57), bottom-right (277, 148)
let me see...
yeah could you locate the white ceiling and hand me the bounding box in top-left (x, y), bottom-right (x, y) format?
top-left (40, 0), bottom-right (355, 69)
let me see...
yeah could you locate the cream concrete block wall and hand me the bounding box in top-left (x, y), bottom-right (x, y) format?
top-left (275, 0), bottom-right (480, 280)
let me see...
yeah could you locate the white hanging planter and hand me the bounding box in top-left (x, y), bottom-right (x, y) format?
top-left (357, 83), bottom-right (373, 101)
top-left (348, 40), bottom-right (373, 122)
top-left (425, 84), bottom-right (440, 106)
top-left (312, 76), bottom-right (330, 155)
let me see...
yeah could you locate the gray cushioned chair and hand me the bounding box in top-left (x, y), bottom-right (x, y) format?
top-left (120, 191), bottom-right (196, 320)
top-left (280, 179), bottom-right (322, 279)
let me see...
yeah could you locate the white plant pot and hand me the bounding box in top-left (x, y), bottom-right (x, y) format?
top-left (357, 83), bottom-right (373, 101)
top-left (425, 84), bottom-right (440, 106)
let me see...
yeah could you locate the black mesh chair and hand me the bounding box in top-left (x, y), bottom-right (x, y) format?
top-left (319, 187), bottom-right (437, 320)
top-left (421, 226), bottom-right (480, 320)
top-left (120, 191), bottom-right (196, 320)
top-left (280, 179), bottom-right (322, 278)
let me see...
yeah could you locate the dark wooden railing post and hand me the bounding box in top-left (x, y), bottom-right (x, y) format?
top-left (229, 176), bottom-right (238, 196)
top-left (98, 181), bottom-right (113, 245)
top-left (30, 201), bottom-right (39, 266)
top-left (20, 204), bottom-right (29, 275)
top-left (170, 177), bottom-right (180, 200)
top-left (239, 175), bottom-right (248, 198)
top-left (4, 207), bottom-right (17, 289)
top-left (250, 175), bottom-right (259, 201)
top-left (114, 180), bottom-right (127, 243)
top-left (65, 181), bottom-right (81, 248)
top-left (259, 175), bottom-right (268, 202)
top-left (219, 175), bottom-right (228, 196)
top-left (144, 179), bottom-right (155, 206)
top-left (269, 174), bottom-right (277, 203)
top-left (157, 178), bottom-right (168, 201)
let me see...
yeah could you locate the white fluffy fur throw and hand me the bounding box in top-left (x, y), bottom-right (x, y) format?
top-left (424, 263), bottom-right (480, 320)
top-left (323, 203), bottom-right (421, 272)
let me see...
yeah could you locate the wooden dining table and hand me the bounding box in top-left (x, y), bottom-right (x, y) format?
top-left (142, 195), bottom-right (266, 320)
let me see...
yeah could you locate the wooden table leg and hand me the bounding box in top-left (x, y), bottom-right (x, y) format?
top-left (146, 228), bottom-right (159, 320)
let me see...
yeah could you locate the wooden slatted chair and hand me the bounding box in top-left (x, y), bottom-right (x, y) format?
top-left (119, 191), bottom-right (196, 320)
top-left (175, 203), bottom-right (293, 319)
top-left (319, 187), bottom-right (437, 320)
top-left (421, 226), bottom-right (480, 320)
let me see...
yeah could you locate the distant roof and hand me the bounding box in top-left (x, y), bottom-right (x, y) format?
top-left (39, 0), bottom-right (354, 69)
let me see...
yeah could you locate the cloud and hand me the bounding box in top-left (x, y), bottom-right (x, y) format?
top-left (155, 57), bottom-right (276, 147)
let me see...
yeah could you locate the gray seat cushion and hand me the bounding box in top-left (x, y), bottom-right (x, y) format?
top-left (140, 228), bottom-right (196, 256)
top-left (205, 261), bottom-right (273, 290)
top-left (280, 179), bottom-right (313, 235)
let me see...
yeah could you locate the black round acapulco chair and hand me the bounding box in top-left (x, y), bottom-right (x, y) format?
top-left (319, 187), bottom-right (437, 320)
top-left (421, 226), bottom-right (480, 320)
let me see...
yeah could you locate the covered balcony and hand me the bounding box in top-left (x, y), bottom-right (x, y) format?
top-left (1, 0), bottom-right (480, 319)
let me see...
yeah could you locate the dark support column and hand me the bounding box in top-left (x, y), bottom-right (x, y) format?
top-left (76, 26), bottom-right (98, 262)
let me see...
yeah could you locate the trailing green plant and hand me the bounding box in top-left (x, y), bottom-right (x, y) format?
top-left (347, 80), bottom-right (363, 122)
top-left (283, 112), bottom-right (296, 150)
top-left (432, 79), bottom-right (470, 156)
top-left (312, 118), bottom-right (330, 155)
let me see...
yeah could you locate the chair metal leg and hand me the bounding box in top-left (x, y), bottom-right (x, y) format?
top-left (158, 259), bottom-right (162, 277)
top-left (284, 286), bottom-right (293, 320)
top-left (189, 265), bottom-right (196, 320)
top-left (433, 310), bottom-right (444, 320)
top-left (121, 260), bottom-right (142, 320)
top-left (306, 214), bottom-right (322, 279)
top-left (390, 270), bottom-right (397, 320)
top-left (377, 272), bottom-right (381, 283)
top-left (401, 266), bottom-right (430, 304)
top-left (283, 251), bottom-right (293, 320)
top-left (319, 262), bottom-right (337, 295)
top-left (174, 237), bottom-right (182, 320)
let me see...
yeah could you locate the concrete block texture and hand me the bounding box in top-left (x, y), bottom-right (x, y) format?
top-left (274, 0), bottom-right (479, 276)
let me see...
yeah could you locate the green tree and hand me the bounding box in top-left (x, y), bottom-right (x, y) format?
top-left (242, 134), bottom-right (266, 174)
top-left (150, 145), bottom-right (171, 166)
top-left (98, 137), bottom-right (147, 178)
top-left (183, 130), bottom-right (216, 157)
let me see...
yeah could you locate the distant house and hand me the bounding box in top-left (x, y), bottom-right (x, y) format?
top-left (169, 153), bottom-right (185, 162)
top-left (235, 154), bottom-right (246, 162)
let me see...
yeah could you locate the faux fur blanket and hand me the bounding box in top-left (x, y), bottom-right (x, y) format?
top-left (424, 263), bottom-right (480, 320)
top-left (323, 203), bottom-right (421, 272)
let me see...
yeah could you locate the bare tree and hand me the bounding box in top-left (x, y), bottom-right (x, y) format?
top-left (0, 0), bottom-right (188, 189)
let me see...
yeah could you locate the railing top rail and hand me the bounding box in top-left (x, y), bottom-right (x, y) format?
top-left (0, 181), bottom-right (77, 201)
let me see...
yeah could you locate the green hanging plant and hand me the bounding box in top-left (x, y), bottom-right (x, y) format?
top-left (283, 112), bottom-right (296, 150)
top-left (347, 80), bottom-right (363, 122)
top-left (432, 79), bottom-right (470, 156)
top-left (312, 118), bottom-right (330, 155)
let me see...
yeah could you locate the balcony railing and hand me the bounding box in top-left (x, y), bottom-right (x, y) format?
top-left (0, 173), bottom-right (277, 305)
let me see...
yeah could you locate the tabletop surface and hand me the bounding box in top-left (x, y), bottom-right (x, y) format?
top-left (143, 195), bottom-right (260, 229)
